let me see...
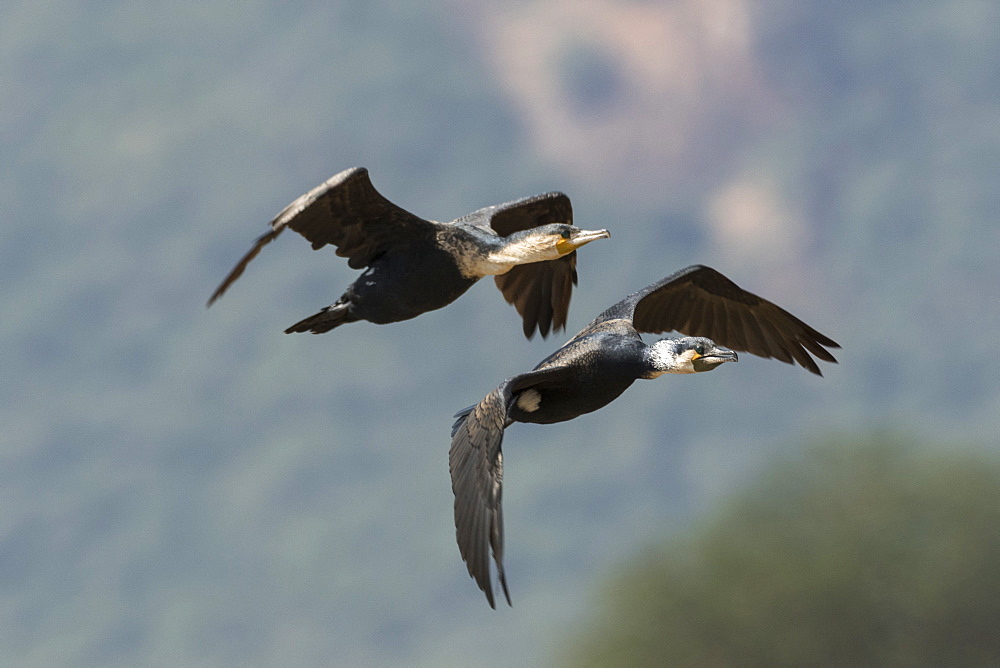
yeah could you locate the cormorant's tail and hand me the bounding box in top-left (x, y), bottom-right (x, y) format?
top-left (284, 302), bottom-right (358, 334)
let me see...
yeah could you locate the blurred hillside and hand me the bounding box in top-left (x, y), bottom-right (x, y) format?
top-left (2, 1), bottom-right (998, 665)
top-left (562, 439), bottom-right (1000, 666)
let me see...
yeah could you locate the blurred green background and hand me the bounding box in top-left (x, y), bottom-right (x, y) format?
top-left (562, 439), bottom-right (1000, 666)
top-left (2, 1), bottom-right (998, 665)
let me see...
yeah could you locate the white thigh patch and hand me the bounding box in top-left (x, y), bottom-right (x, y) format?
top-left (515, 388), bottom-right (541, 412)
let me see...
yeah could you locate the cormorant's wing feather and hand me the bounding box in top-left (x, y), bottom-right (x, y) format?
top-left (207, 167), bottom-right (434, 305)
top-left (449, 366), bottom-right (575, 607)
top-left (494, 256), bottom-right (578, 338)
top-left (592, 265), bottom-right (840, 375)
top-left (455, 191), bottom-right (572, 236)
top-left (458, 192), bottom-right (576, 339)
top-left (207, 227), bottom-right (282, 306)
top-left (450, 380), bottom-right (514, 609)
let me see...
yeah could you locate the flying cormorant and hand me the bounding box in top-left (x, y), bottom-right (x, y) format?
top-left (449, 264), bottom-right (840, 607)
top-left (207, 167), bottom-right (610, 338)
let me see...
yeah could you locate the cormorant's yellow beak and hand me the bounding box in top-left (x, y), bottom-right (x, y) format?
top-left (556, 228), bottom-right (610, 255)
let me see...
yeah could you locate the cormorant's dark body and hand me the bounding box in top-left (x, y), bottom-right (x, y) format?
top-left (450, 265), bottom-right (841, 608)
top-left (208, 167), bottom-right (609, 338)
top-left (331, 242), bottom-right (477, 325)
top-left (509, 330), bottom-right (649, 424)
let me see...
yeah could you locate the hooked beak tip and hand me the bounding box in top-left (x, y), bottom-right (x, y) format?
top-left (575, 229), bottom-right (610, 243)
top-left (707, 349), bottom-right (738, 363)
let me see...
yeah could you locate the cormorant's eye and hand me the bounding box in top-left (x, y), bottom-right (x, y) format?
top-left (560, 229), bottom-right (572, 239)
top-left (694, 343), bottom-right (705, 356)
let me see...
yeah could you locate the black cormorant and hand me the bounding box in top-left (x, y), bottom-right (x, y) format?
top-left (207, 167), bottom-right (610, 338)
top-left (449, 264), bottom-right (840, 607)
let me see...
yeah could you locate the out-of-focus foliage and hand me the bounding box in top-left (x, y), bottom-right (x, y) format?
top-left (563, 438), bottom-right (1000, 666)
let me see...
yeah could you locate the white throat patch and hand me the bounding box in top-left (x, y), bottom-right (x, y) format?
top-left (646, 341), bottom-right (696, 376)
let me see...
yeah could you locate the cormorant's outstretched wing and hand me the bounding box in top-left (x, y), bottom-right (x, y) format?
top-left (450, 365), bottom-right (575, 608)
top-left (460, 192), bottom-right (578, 338)
top-left (495, 257), bottom-right (577, 339)
top-left (458, 191), bottom-right (573, 237)
top-left (591, 265), bottom-right (840, 376)
top-left (208, 167), bottom-right (434, 305)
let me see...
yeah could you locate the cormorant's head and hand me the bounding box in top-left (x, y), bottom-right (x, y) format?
top-left (644, 336), bottom-right (738, 377)
top-left (505, 224), bottom-right (611, 261)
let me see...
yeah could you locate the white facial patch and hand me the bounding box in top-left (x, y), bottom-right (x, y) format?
top-left (646, 340), bottom-right (697, 376)
top-left (515, 388), bottom-right (542, 412)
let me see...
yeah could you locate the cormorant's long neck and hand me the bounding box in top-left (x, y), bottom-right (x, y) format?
top-left (441, 226), bottom-right (557, 278)
top-left (482, 233), bottom-right (558, 275)
top-left (485, 243), bottom-right (538, 272)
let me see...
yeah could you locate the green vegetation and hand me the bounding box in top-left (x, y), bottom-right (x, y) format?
top-left (564, 439), bottom-right (1000, 666)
